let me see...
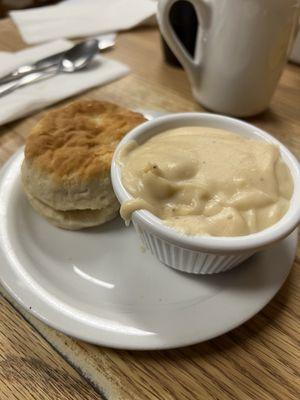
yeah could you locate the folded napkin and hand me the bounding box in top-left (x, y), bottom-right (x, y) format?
top-left (10, 0), bottom-right (157, 45)
top-left (0, 39), bottom-right (130, 126)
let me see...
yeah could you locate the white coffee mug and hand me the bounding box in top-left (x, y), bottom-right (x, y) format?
top-left (157, 0), bottom-right (299, 117)
top-left (289, 29), bottom-right (300, 64)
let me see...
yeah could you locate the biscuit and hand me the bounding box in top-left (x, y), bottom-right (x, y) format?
top-left (22, 100), bottom-right (146, 211)
top-left (24, 186), bottom-right (119, 230)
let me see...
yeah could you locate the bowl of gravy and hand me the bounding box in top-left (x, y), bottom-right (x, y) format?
top-left (111, 113), bottom-right (300, 274)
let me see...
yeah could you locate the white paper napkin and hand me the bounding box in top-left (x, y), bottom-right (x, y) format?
top-left (0, 39), bottom-right (130, 126)
top-left (10, 0), bottom-right (157, 45)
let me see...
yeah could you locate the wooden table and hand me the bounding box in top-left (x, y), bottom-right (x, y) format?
top-left (0, 18), bottom-right (299, 400)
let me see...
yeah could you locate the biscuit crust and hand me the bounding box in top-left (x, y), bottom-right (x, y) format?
top-left (23, 100), bottom-right (146, 210)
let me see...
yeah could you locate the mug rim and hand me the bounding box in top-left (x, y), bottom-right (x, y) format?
top-left (111, 112), bottom-right (300, 253)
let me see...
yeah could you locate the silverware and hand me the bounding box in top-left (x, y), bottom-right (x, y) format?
top-left (0, 39), bottom-right (99, 98)
top-left (0, 34), bottom-right (116, 86)
top-left (97, 33), bottom-right (116, 51)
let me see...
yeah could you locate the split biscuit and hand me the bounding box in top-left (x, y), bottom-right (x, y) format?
top-left (21, 100), bottom-right (146, 229)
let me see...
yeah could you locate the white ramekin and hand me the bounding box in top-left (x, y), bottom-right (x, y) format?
top-left (111, 113), bottom-right (300, 274)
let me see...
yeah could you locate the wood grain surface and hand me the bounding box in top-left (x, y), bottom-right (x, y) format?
top-left (0, 18), bottom-right (300, 400)
top-left (0, 296), bottom-right (102, 400)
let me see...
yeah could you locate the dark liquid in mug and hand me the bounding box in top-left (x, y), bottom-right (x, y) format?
top-left (161, 0), bottom-right (198, 67)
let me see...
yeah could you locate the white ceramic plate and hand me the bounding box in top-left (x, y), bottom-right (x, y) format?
top-left (0, 148), bottom-right (297, 350)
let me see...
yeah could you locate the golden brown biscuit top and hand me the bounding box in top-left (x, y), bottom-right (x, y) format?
top-left (25, 100), bottom-right (146, 182)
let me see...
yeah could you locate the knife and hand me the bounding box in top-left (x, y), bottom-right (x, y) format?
top-left (0, 34), bottom-right (116, 86)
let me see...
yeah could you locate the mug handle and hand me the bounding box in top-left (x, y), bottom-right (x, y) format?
top-left (157, 0), bottom-right (209, 88)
